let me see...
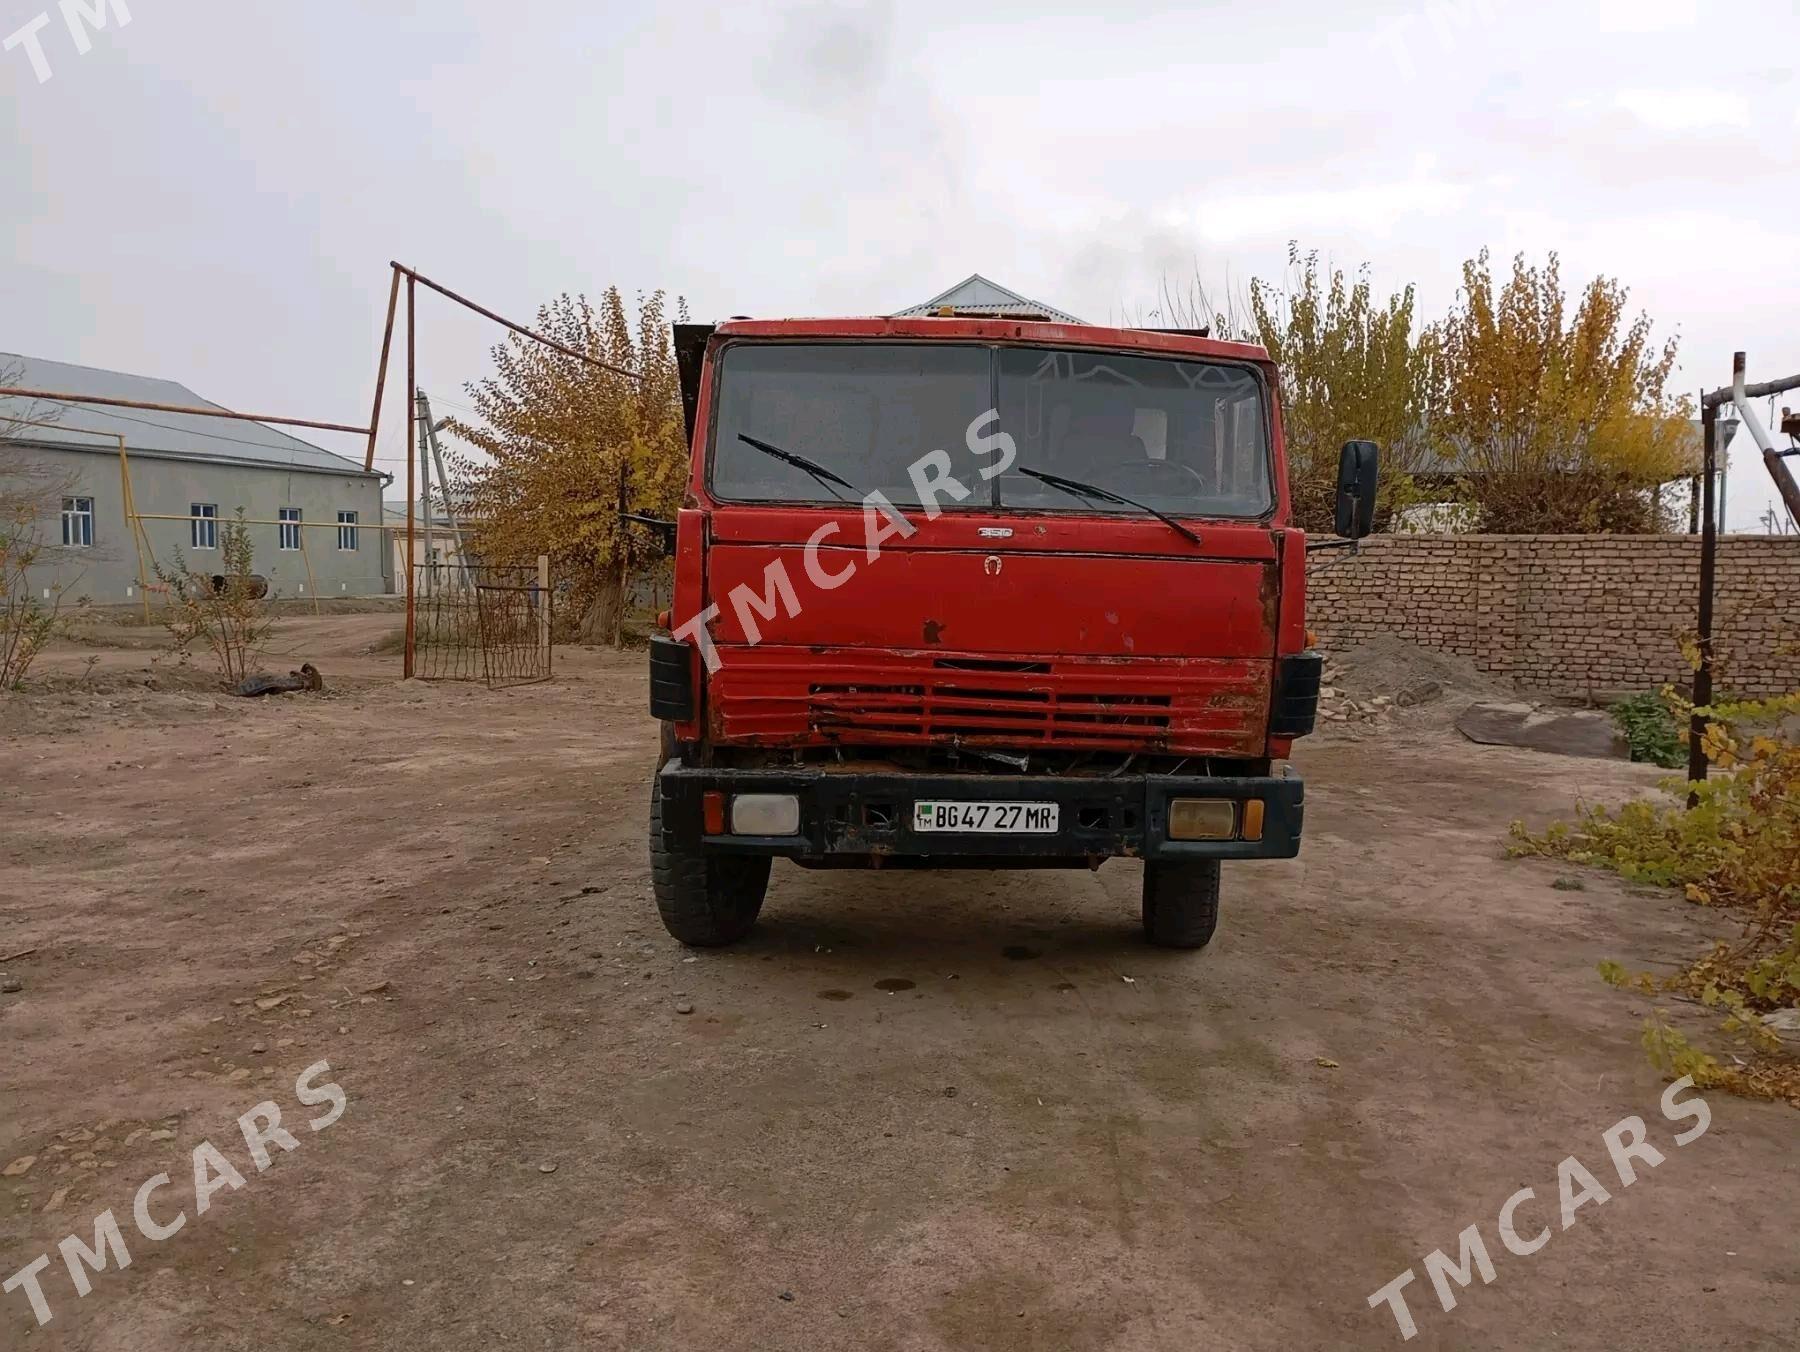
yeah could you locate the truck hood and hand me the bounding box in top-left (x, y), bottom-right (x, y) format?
top-left (703, 510), bottom-right (1279, 659)
top-left (696, 511), bottom-right (1283, 757)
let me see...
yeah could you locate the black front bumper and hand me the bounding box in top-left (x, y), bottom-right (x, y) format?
top-left (656, 761), bottom-right (1303, 865)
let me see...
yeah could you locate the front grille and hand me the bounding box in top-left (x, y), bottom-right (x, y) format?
top-left (808, 677), bottom-right (1172, 742)
top-left (711, 647), bottom-right (1270, 757)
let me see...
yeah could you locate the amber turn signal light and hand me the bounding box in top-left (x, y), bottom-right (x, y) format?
top-left (1241, 799), bottom-right (1265, 842)
top-left (702, 791), bottom-right (726, 836)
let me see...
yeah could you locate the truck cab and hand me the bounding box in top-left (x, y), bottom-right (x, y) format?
top-left (647, 315), bottom-right (1376, 949)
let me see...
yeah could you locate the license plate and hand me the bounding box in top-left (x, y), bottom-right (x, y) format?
top-left (911, 801), bottom-right (1059, 834)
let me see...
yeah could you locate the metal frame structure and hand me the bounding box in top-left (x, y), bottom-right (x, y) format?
top-left (412, 389), bottom-right (475, 598)
top-left (370, 261), bottom-right (640, 677)
top-left (1686, 351), bottom-right (1800, 803)
top-left (5, 260), bottom-right (642, 677)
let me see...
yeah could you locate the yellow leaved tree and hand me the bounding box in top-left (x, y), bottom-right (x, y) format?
top-left (1144, 245), bottom-right (1695, 535)
top-left (1429, 249), bottom-right (1695, 532)
top-left (444, 288), bottom-right (688, 643)
top-left (1247, 246), bottom-right (1441, 532)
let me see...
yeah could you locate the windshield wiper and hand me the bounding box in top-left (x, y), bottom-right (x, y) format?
top-left (736, 432), bottom-right (857, 503)
top-left (1013, 467), bottom-right (1201, 545)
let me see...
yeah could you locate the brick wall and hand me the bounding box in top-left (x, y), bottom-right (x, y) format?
top-left (1305, 535), bottom-right (1800, 698)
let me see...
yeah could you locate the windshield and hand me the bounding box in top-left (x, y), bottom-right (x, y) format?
top-left (708, 341), bottom-right (1272, 518)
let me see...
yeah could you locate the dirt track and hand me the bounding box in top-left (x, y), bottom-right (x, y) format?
top-left (2, 615), bottom-right (1794, 1350)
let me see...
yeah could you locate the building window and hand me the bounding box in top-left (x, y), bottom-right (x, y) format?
top-left (190, 503), bottom-right (218, 550)
top-left (279, 507), bottom-right (302, 550)
top-left (61, 496), bottom-right (94, 547)
top-left (337, 511), bottom-right (359, 551)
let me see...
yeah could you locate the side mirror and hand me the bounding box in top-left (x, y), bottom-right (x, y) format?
top-left (622, 512), bottom-right (678, 550)
top-left (1334, 440), bottom-right (1380, 538)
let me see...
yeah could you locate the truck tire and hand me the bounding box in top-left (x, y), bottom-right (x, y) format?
top-left (648, 773), bottom-right (770, 947)
top-left (1141, 859), bottom-right (1221, 949)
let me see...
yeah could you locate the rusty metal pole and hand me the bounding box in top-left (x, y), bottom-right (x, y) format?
top-left (417, 389), bottom-right (434, 600)
top-left (391, 263), bottom-right (640, 380)
top-left (365, 264), bottom-right (402, 471)
top-left (1729, 351), bottom-right (1800, 527)
top-left (1685, 401), bottom-right (1717, 806)
top-left (0, 387), bottom-right (367, 435)
top-left (403, 273), bottom-right (418, 679)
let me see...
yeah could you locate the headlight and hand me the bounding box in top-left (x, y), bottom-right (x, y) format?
top-left (730, 793), bottom-right (800, 836)
top-left (1168, 798), bottom-right (1235, 840)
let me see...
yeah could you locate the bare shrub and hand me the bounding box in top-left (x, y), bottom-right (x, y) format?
top-left (1513, 684), bottom-right (1800, 1107)
top-left (0, 463), bottom-right (84, 690)
top-left (153, 508), bottom-right (273, 686)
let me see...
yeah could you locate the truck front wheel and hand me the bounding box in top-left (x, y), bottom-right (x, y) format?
top-left (648, 775), bottom-right (770, 947)
top-left (1141, 859), bottom-right (1221, 949)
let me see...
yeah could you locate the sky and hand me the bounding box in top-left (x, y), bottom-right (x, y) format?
top-left (5, 0), bottom-right (1797, 529)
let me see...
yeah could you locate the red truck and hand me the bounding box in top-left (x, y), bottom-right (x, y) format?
top-left (647, 315), bottom-right (1377, 949)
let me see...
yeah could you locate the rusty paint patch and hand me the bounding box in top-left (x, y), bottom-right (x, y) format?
top-left (922, 619), bottom-right (945, 645)
top-left (1209, 691), bottom-right (1265, 710)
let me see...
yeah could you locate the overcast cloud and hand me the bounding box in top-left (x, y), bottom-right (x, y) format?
top-left (5, 0), bottom-right (1796, 526)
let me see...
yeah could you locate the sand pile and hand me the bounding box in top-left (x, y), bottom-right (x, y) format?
top-left (1318, 635), bottom-right (1515, 726)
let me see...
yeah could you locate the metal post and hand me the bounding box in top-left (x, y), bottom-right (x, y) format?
top-left (417, 390), bottom-right (434, 598)
top-left (1685, 402), bottom-right (1717, 807)
top-left (1717, 422), bottom-right (1729, 533)
top-left (1726, 352), bottom-right (1800, 527)
top-left (421, 397), bottom-right (475, 593)
top-left (111, 437), bottom-right (151, 622)
top-left (298, 527), bottom-right (321, 616)
top-left (365, 265), bottom-right (401, 471)
top-left (537, 554), bottom-right (551, 675)
top-left (403, 273), bottom-right (417, 679)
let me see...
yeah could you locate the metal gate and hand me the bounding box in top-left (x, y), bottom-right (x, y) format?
top-left (475, 570), bottom-right (552, 687)
top-left (412, 559), bottom-right (551, 687)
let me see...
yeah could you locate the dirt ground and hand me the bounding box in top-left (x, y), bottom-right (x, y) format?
top-left (2, 614), bottom-right (1795, 1351)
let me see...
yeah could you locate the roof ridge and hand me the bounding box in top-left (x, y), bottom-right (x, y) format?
top-left (894, 276), bottom-right (1085, 325)
top-left (0, 351), bottom-right (375, 477)
top-left (0, 350), bottom-right (195, 395)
